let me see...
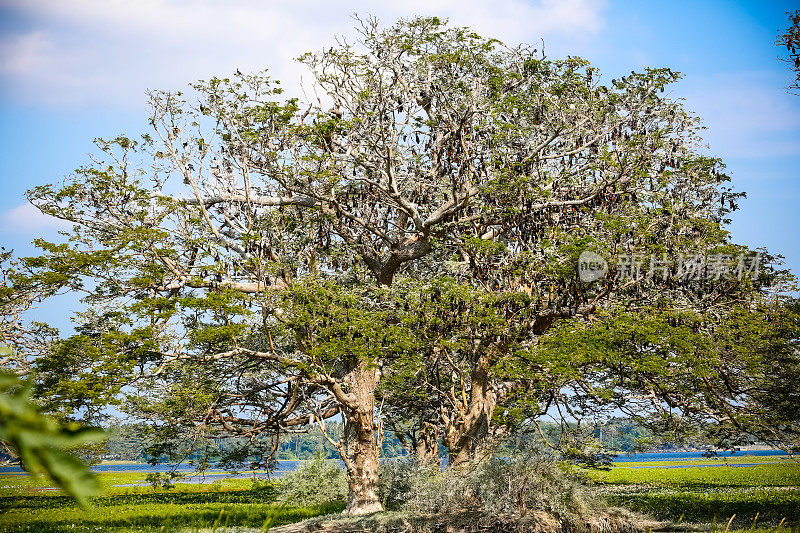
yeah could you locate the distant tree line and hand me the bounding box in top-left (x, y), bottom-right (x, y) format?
top-left (98, 418), bottom-right (662, 464)
top-left (99, 421), bottom-right (407, 463)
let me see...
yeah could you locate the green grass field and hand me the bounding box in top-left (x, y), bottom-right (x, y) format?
top-left (1, 456), bottom-right (799, 531)
top-left (587, 456), bottom-right (800, 527)
top-left (0, 472), bottom-right (343, 532)
top-left (589, 462), bottom-right (800, 487)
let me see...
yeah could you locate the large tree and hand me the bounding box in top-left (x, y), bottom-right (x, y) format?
top-left (7, 16), bottom-right (793, 514)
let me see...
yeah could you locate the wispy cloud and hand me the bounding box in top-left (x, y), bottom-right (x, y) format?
top-left (0, 30), bottom-right (50, 75)
top-left (0, 0), bottom-right (606, 107)
top-left (1, 203), bottom-right (69, 233)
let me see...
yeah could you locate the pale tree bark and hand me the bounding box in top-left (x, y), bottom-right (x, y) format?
top-left (436, 311), bottom-right (594, 465)
top-left (413, 422), bottom-right (440, 465)
top-left (442, 354), bottom-right (497, 466)
top-left (339, 360), bottom-right (383, 515)
top-left (342, 422), bottom-right (382, 515)
top-left (383, 415), bottom-right (441, 467)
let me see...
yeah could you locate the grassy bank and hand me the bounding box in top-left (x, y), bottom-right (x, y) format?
top-left (2, 455), bottom-right (799, 531)
top-left (0, 472), bottom-right (343, 532)
top-left (612, 488), bottom-right (800, 525)
top-left (589, 462), bottom-right (800, 487)
top-left (611, 455), bottom-right (793, 466)
top-left (587, 456), bottom-right (800, 527)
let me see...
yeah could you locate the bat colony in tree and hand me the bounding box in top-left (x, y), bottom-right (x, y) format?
top-left (3, 17), bottom-right (796, 515)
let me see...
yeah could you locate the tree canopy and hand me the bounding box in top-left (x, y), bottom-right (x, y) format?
top-left (2, 16), bottom-right (798, 515)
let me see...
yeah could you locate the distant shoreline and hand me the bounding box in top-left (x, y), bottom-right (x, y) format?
top-left (1, 451), bottom-right (792, 478)
top-left (95, 448), bottom-right (788, 466)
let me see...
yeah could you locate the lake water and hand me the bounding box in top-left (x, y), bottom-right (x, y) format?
top-left (1, 450), bottom-right (791, 483)
top-left (0, 460), bottom-right (305, 479)
top-left (610, 449), bottom-right (789, 462)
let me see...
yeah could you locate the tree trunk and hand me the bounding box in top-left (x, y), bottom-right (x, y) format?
top-left (341, 362), bottom-right (384, 515)
top-left (443, 354), bottom-right (496, 466)
top-left (343, 422), bottom-right (383, 515)
top-left (414, 421), bottom-right (440, 466)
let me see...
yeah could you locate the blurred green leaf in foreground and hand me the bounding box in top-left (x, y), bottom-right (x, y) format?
top-left (0, 349), bottom-right (104, 507)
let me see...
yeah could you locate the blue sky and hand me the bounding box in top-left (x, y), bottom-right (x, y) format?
top-left (0, 0), bottom-right (798, 328)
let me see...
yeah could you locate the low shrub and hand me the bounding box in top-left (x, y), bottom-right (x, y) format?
top-left (378, 457), bottom-right (438, 511)
top-left (379, 453), bottom-right (602, 520)
top-left (275, 453), bottom-right (347, 506)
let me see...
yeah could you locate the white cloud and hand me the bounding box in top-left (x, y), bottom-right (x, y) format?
top-left (0, 30), bottom-right (51, 75)
top-left (1, 203), bottom-right (69, 233)
top-left (0, 0), bottom-right (607, 107)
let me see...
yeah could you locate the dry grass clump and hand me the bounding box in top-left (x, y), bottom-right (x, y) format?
top-left (371, 455), bottom-right (640, 533)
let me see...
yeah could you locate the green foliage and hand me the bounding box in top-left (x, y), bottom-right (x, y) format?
top-left (33, 325), bottom-right (139, 424)
top-left (144, 471), bottom-right (185, 490)
top-left (0, 370), bottom-right (103, 507)
top-left (275, 281), bottom-right (422, 372)
top-left (529, 300), bottom-right (800, 450)
top-left (275, 453), bottom-right (347, 506)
